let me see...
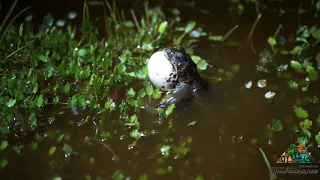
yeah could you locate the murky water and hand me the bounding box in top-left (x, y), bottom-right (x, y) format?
top-left (1, 0), bottom-right (320, 180)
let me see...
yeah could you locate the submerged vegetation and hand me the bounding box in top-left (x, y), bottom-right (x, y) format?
top-left (1, 0), bottom-right (320, 179)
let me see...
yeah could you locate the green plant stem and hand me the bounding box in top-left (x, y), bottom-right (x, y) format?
top-left (177, 32), bottom-right (187, 44)
top-left (0, 0), bottom-right (18, 33)
top-left (113, 0), bottom-right (121, 23)
top-left (246, 13), bottom-right (262, 45)
top-left (82, 0), bottom-right (90, 22)
top-left (259, 147), bottom-right (277, 180)
top-left (144, 0), bottom-right (150, 27)
top-left (4, 40), bottom-right (35, 60)
top-left (91, 136), bottom-right (119, 162)
top-left (202, 76), bottom-right (229, 81)
top-left (130, 10), bottom-right (141, 32)
top-left (222, 25), bottom-right (239, 41)
top-left (104, 0), bottom-right (116, 21)
top-left (0, 6), bottom-right (31, 42)
top-left (273, 24), bottom-right (283, 38)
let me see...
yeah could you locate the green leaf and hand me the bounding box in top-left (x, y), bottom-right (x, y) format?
top-left (288, 80), bottom-right (298, 89)
top-left (77, 96), bottom-right (86, 108)
top-left (78, 49), bottom-right (87, 57)
top-left (160, 146), bottom-right (171, 153)
top-left (25, 15), bottom-right (33, 21)
top-left (158, 21), bottom-right (168, 34)
top-left (146, 86), bottom-right (153, 96)
top-left (290, 46), bottom-right (303, 55)
top-left (294, 106), bottom-right (308, 119)
top-left (64, 82), bottom-right (71, 93)
top-left (300, 119), bottom-right (312, 129)
top-left (32, 83), bottom-right (39, 94)
top-left (6, 99), bottom-right (16, 107)
top-left (130, 129), bottom-right (140, 138)
top-left (208, 35), bottom-right (223, 41)
top-left (196, 175), bottom-right (204, 180)
top-left (57, 134), bottom-right (65, 142)
top-left (29, 116), bottom-right (37, 127)
top-left (251, 139), bottom-right (258, 145)
top-left (0, 159), bottom-right (8, 168)
top-left (197, 60), bottom-right (208, 70)
top-left (127, 88), bottom-right (136, 97)
top-left (68, 95), bottom-right (77, 107)
top-left (311, 28), bottom-right (320, 40)
top-left (35, 94), bottom-right (44, 108)
top-left (138, 89), bottom-right (146, 98)
top-left (0, 141), bottom-right (8, 150)
top-left (188, 121), bottom-right (197, 126)
top-left (271, 119), bottom-right (283, 132)
top-left (53, 96), bottom-right (59, 104)
top-left (56, 20), bottom-right (66, 27)
top-left (43, 14), bottom-right (54, 27)
top-left (152, 88), bottom-right (162, 99)
top-left (84, 174), bottom-right (92, 180)
top-left (62, 144), bottom-right (72, 154)
top-left (165, 104), bottom-right (175, 116)
top-left (290, 60), bottom-right (304, 73)
top-left (29, 142), bottom-right (38, 150)
top-left (104, 100), bottom-right (116, 111)
top-left (19, 23), bottom-right (24, 36)
top-left (141, 43), bottom-right (153, 51)
top-left (67, 11), bottom-right (77, 19)
top-left (123, 21), bottom-right (135, 28)
top-left (155, 168), bottom-right (167, 175)
top-left (157, 108), bottom-right (164, 115)
top-left (231, 64), bottom-right (240, 73)
top-left (13, 145), bottom-right (24, 154)
top-left (185, 21), bottom-right (196, 33)
top-left (130, 114), bottom-right (138, 122)
top-left (302, 128), bottom-right (311, 138)
top-left (101, 132), bottom-right (112, 140)
top-left (49, 146), bottom-right (56, 156)
top-left (37, 54), bottom-right (47, 62)
top-left (315, 132), bottom-right (320, 145)
top-left (138, 174), bottom-right (148, 180)
top-left (191, 55), bottom-right (201, 64)
top-left (306, 65), bottom-right (317, 81)
top-left (267, 37), bottom-right (277, 46)
top-left (171, 8), bottom-right (180, 16)
top-left (112, 170), bottom-right (124, 180)
top-left (258, 147), bottom-right (274, 180)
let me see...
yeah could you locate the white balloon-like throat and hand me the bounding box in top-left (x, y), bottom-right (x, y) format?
top-left (147, 50), bottom-right (176, 91)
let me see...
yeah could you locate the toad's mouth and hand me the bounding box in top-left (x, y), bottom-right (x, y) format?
top-left (163, 48), bottom-right (178, 71)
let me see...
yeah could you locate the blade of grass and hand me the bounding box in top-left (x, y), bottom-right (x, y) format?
top-left (102, 3), bottom-right (111, 36)
top-left (273, 24), bottom-right (283, 38)
top-left (222, 25), bottom-right (239, 42)
top-left (82, 0), bottom-right (90, 22)
top-left (4, 39), bottom-right (35, 60)
top-left (0, 6), bottom-right (31, 42)
top-left (259, 147), bottom-right (277, 180)
top-left (246, 13), bottom-right (262, 44)
top-left (130, 9), bottom-right (140, 32)
top-left (0, 0), bottom-right (18, 33)
top-left (144, 0), bottom-right (150, 26)
top-left (91, 136), bottom-right (120, 162)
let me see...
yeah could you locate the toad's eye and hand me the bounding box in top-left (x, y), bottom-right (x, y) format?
top-left (175, 53), bottom-right (184, 61)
